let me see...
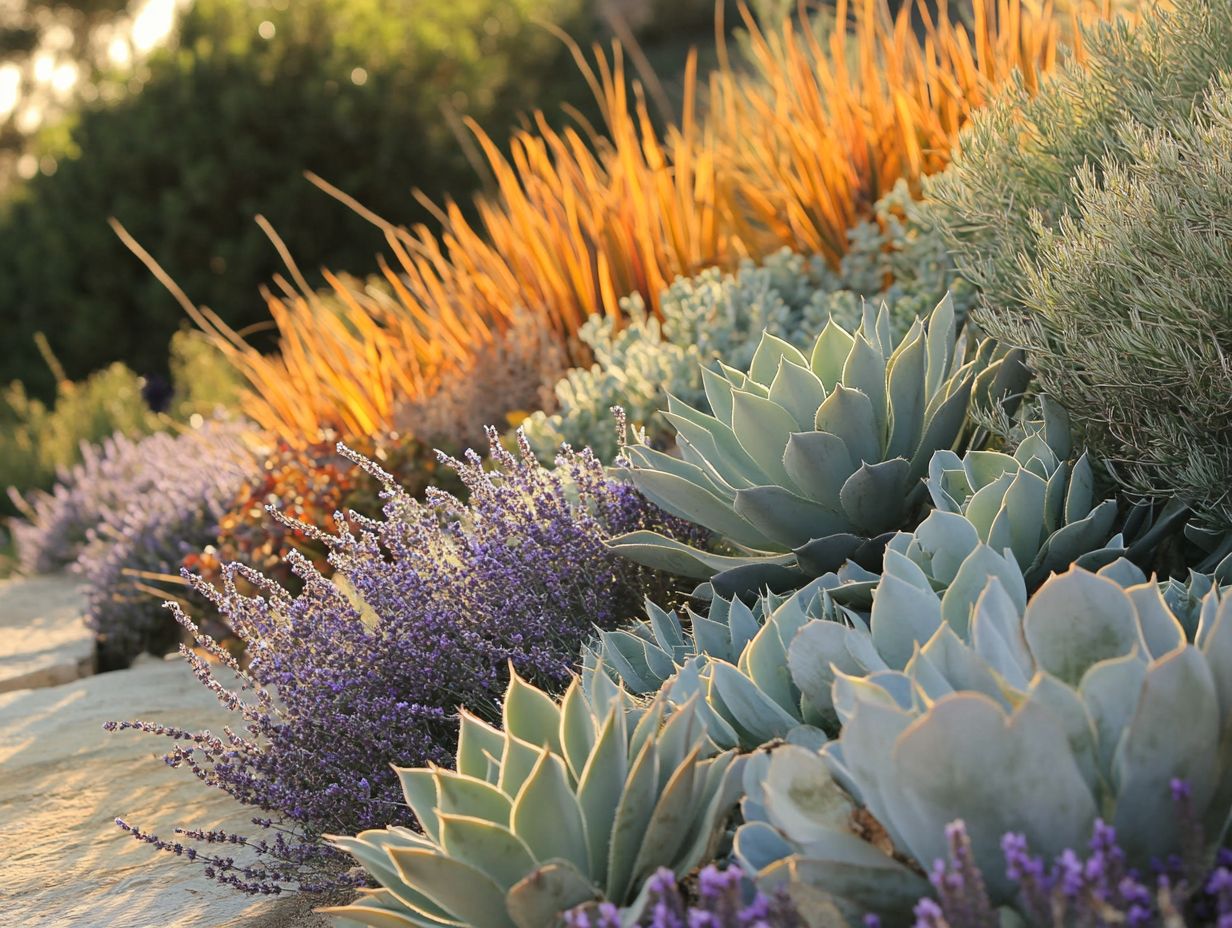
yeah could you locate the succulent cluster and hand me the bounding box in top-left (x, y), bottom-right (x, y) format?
top-left (108, 431), bottom-right (701, 893)
top-left (613, 296), bottom-right (1025, 597)
top-left (738, 565), bottom-right (1232, 922)
top-left (324, 671), bottom-right (744, 928)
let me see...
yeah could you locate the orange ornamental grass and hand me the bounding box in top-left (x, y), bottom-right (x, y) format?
top-left (169, 0), bottom-right (1116, 445)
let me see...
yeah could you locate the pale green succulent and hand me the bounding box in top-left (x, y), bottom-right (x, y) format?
top-left (611, 296), bottom-right (1025, 598)
top-left (323, 669), bottom-right (745, 928)
top-left (586, 580), bottom-right (864, 751)
top-left (738, 565), bottom-right (1232, 923)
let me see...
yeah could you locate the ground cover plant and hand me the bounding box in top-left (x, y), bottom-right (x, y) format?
top-left (109, 432), bottom-right (703, 894)
top-left (926, 0), bottom-right (1232, 531)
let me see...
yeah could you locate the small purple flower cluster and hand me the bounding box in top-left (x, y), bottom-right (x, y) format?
top-left (565, 866), bottom-right (801, 928)
top-left (69, 422), bottom-right (259, 667)
top-left (897, 782), bottom-right (1232, 928)
top-left (109, 429), bottom-right (703, 894)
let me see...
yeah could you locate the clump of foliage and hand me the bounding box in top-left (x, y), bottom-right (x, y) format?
top-left (900, 810), bottom-right (1232, 928)
top-left (926, 0), bottom-right (1232, 529)
top-left (108, 432), bottom-right (703, 894)
top-left (0, 0), bottom-right (594, 394)
top-left (522, 186), bottom-right (974, 461)
top-left (1, 329), bottom-right (244, 513)
top-left (1, 356), bottom-right (160, 511)
top-left (73, 422), bottom-right (259, 667)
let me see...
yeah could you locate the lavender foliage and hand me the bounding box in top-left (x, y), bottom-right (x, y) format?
top-left (566, 866), bottom-right (801, 928)
top-left (108, 429), bottom-right (705, 894)
top-left (896, 782), bottom-right (1232, 928)
top-left (9, 429), bottom-right (169, 575)
top-left (70, 422), bottom-right (259, 667)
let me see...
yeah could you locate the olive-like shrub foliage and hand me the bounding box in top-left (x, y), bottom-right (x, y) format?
top-left (925, 0), bottom-right (1232, 530)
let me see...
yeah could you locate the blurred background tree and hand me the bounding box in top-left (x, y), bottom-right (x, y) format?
top-left (0, 0), bottom-right (613, 395)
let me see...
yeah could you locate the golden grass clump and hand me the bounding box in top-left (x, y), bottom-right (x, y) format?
top-left (174, 0), bottom-right (1118, 446)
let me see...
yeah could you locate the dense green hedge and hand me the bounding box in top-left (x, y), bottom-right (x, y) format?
top-left (0, 0), bottom-right (593, 394)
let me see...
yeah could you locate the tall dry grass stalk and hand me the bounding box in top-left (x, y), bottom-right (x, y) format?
top-left (173, 0), bottom-right (1117, 445)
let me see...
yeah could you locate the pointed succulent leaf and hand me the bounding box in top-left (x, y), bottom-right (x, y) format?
top-left (769, 359), bottom-right (828, 431)
top-left (505, 861), bottom-right (599, 928)
top-left (838, 458), bottom-right (912, 535)
top-left (457, 711), bottom-right (505, 783)
top-left (734, 485), bottom-right (856, 549)
top-left (782, 431), bottom-right (857, 505)
top-left (1024, 570), bottom-right (1140, 686)
top-left (437, 813), bottom-right (538, 891)
top-left (387, 848), bottom-right (516, 928)
top-left (730, 390), bottom-right (800, 487)
top-left (504, 670), bottom-right (563, 754)
top-left (511, 750), bottom-right (591, 876)
top-left (814, 385), bottom-right (881, 466)
top-left (810, 319), bottom-right (856, 388)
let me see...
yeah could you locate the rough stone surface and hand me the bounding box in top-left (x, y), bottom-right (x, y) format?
top-left (0, 573), bottom-right (95, 694)
top-left (0, 655), bottom-right (333, 928)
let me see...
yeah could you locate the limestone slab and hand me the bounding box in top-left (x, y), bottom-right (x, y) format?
top-left (0, 574), bottom-right (94, 694)
top-left (0, 655), bottom-right (333, 927)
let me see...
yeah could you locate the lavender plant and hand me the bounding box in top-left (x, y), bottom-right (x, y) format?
top-left (108, 429), bottom-right (703, 895)
top-left (8, 421), bottom-right (257, 664)
top-left (565, 866), bottom-right (802, 928)
top-left (898, 785), bottom-right (1232, 928)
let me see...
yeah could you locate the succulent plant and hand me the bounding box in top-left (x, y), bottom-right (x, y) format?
top-left (738, 565), bottom-right (1232, 925)
top-left (585, 580), bottom-right (866, 751)
top-left (323, 669), bottom-right (746, 928)
top-left (611, 296), bottom-right (1026, 598)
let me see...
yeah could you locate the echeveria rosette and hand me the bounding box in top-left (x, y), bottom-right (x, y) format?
top-left (611, 296), bottom-right (1026, 598)
top-left (738, 565), bottom-right (1232, 925)
top-left (584, 579), bottom-right (865, 751)
top-left (323, 670), bottom-right (746, 928)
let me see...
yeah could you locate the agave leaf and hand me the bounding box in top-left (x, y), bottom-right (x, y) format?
top-left (504, 671), bottom-right (563, 754)
top-left (629, 746), bottom-right (703, 881)
top-left (628, 469), bottom-right (783, 550)
top-left (769, 359), bottom-right (828, 431)
top-left (1078, 651), bottom-right (1149, 781)
top-left (1000, 469), bottom-right (1050, 566)
top-left (607, 531), bottom-right (787, 581)
top-left (575, 707), bottom-right (629, 882)
top-left (908, 379), bottom-right (972, 481)
top-left (734, 485), bottom-right (855, 548)
top-left (710, 660), bottom-right (801, 745)
top-left (749, 332), bottom-right (811, 386)
top-left (511, 749), bottom-right (592, 877)
top-left (395, 768), bottom-right (441, 843)
top-left (1197, 596), bottom-right (1232, 719)
top-left (838, 458), bottom-right (912, 535)
top-left (701, 365), bottom-right (736, 424)
top-left (318, 898), bottom-right (445, 928)
top-left (328, 831), bottom-right (438, 909)
top-left (891, 693), bottom-right (1097, 895)
top-left (606, 735), bottom-right (660, 902)
top-left (733, 820), bottom-right (795, 873)
top-left (969, 579), bottom-right (1034, 690)
top-left (730, 390), bottom-right (800, 487)
top-left (498, 731), bottom-right (549, 799)
top-left (1125, 582), bottom-right (1187, 660)
top-left (457, 711), bottom-right (505, 783)
top-left (870, 572), bottom-right (943, 670)
top-left (814, 385), bottom-right (880, 467)
top-left (810, 319), bottom-right (856, 388)
top-left (885, 325), bottom-right (928, 460)
top-left (437, 813), bottom-right (539, 891)
top-left (388, 848), bottom-right (516, 928)
top-left (435, 771), bottom-right (512, 827)
top-left (789, 620), bottom-right (888, 715)
top-left (841, 334), bottom-right (889, 440)
top-left (939, 545), bottom-right (1023, 640)
top-left (923, 294), bottom-right (956, 395)
top-left (792, 533), bottom-right (872, 576)
top-left (782, 431), bottom-right (856, 506)
top-left (506, 861), bottom-right (599, 928)
top-left (1065, 453), bottom-right (1098, 525)
top-left (709, 561), bottom-right (815, 599)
